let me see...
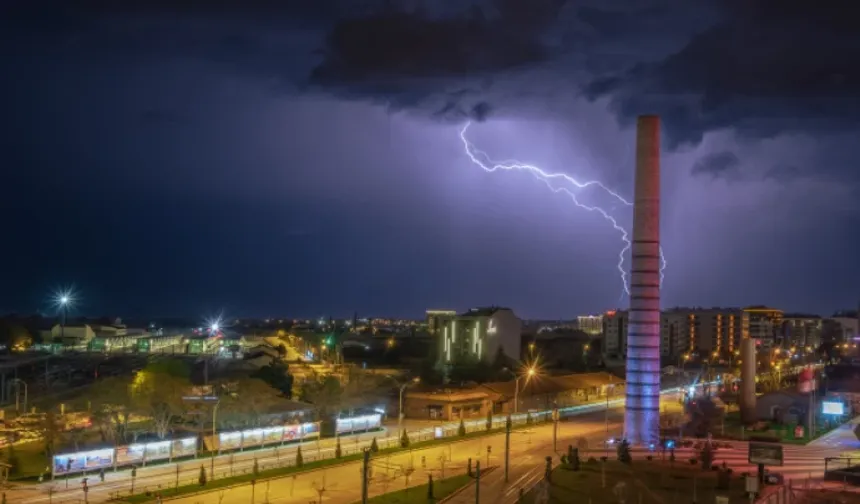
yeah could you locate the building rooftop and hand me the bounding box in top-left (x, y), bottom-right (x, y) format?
top-left (458, 306), bottom-right (511, 317)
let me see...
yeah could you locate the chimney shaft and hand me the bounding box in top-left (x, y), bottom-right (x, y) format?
top-left (624, 115), bottom-right (662, 445)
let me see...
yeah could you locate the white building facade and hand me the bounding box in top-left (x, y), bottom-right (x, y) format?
top-left (439, 307), bottom-right (522, 364)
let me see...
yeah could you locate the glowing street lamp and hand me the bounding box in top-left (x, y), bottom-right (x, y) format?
top-left (514, 366), bottom-right (537, 414)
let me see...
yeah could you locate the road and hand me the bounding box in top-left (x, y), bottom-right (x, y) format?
top-left (11, 395), bottom-right (635, 504)
top-left (165, 409), bottom-right (622, 504)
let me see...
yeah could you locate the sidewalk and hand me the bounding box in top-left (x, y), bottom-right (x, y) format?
top-left (809, 416), bottom-right (860, 450)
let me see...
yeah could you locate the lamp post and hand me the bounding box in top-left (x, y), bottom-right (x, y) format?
top-left (12, 379), bottom-right (27, 413)
top-left (59, 295), bottom-right (69, 342)
top-left (210, 399), bottom-right (221, 479)
top-left (513, 367), bottom-right (536, 414)
top-left (398, 377), bottom-right (420, 437)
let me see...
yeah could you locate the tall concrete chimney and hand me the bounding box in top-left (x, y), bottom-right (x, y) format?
top-left (624, 115), bottom-right (662, 445)
top-left (739, 337), bottom-right (757, 422)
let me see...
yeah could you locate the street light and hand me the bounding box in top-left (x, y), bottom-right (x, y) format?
top-left (398, 377), bottom-right (420, 437)
top-left (514, 367), bottom-right (537, 414)
top-left (12, 379), bottom-right (27, 413)
top-left (210, 399), bottom-right (221, 479)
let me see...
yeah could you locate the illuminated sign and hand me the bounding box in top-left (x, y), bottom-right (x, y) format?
top-left (748, 442), bottom-right (784, 466)
top-left (822, 401), bottom-right (845, 415)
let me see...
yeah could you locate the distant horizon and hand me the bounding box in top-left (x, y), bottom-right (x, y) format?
top-left (2, 304), bottom-right (855, 327)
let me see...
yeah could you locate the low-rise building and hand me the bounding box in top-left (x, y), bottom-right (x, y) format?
top-left (403, 389), bottom-right (491, 421)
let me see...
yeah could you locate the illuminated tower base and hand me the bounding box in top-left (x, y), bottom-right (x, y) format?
top-left (624, 116), bottom-right (662, 445)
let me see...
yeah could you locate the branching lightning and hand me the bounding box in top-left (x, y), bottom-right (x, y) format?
top-left (458, 121), bottom-right (667, 296)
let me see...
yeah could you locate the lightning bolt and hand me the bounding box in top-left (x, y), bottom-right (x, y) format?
top-left (458, 121), bottom-right (667, 297)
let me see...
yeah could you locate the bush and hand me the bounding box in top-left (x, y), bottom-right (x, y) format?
top-left (427, 474), bottom-right (434, 499)
top-left (400, 430), bottom-right (411, 448)
top-left (700, 442), bottom-right (715, 471)
top-left (335, 438), bottom-right (342, 458)
top-left (458, 419), bottom-right (467, 437)
top-left (198, 465), bottom-right (207, 486)
top-left (486, 411), bottom-right (493, 431)
top-left (616, 439), bottom-right (632, 464)
top-left (370, 437), bottom-right (379, 453)
top-left (646, 455), bottom-right (653, 461)
top-left (296, 446), bottom-right (304, 467)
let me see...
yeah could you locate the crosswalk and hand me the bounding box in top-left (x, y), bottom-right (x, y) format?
top-left (617, 442), bottom-right (841, 481)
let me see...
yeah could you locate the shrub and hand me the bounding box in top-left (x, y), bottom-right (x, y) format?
top-left (296, 446), bottom-right (304, 467)
top-left (400, 430), bottom-right (410, 448)
top-left (198, 465), bottom-right (207, 486)
top-left (335, 438), bottom-right (342, 458)
top-left (616, 439), bottom-right (632, 464)
top-left (370, 437), bottom-right (379, 453)
top-left (458, 419), bottom-right (467, 437)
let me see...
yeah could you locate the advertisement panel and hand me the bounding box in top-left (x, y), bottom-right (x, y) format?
top-left (748, 442), bottom-right (784, 466)
top-left (823, 401), bottom-right (845, 415)
top-left (53, 448), bottom-right (114, 475)
top-left (215, 423), bottom-right (320, 451)
top-left (336, 414), bottom-right (382, 435)
top-left (114, 437), bottom-right (197, 466)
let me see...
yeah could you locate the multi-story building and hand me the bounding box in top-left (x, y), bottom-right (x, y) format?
top-left (661, 307), bottom-right (747, 357)
top-left (426, 310), bottom-right (457, 335)
top-left (437, 307), bottom-right (521, 364)
top-left (743, 306), bottom-right (783, 349)
top-left (603, 310), bottom-right (628, 358)
top-left (827, 311), bottom-right (859, 344)
top-left (606, 307), bottom-right (750, 360)
top-left (576, 315), bottom-right (603, 336)
top-left (782, 314), bottom-right (823, 349)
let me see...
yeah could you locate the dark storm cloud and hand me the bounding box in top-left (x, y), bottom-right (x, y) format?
top-left (691, 151), bottom-right (741, 180)
top-left (4, 0), bottom-right (860, 142)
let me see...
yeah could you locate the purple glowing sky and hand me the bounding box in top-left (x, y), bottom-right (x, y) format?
top-left (0, 0), bottom-right (857, 318)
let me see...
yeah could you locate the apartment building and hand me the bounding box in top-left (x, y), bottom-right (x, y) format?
top-left (744, 306), bottom-right (783, 347)
top-left (605, 307), bottom-right (749, 360)
top-left (437, 307), bottom-right (522, 364)
top-left (782, 313), bottom-right (823, 349)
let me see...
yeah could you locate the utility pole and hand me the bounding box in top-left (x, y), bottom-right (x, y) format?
top-left (504, 415), bottom-right (511, 482)
top-left (475, 461), bottom-right (481, 504)
top-left (361, 448), bottom-right (370, 504)
top-left (552, 408), bottom-right (559, 452)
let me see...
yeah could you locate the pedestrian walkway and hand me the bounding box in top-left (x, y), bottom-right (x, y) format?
top-left (810, 416), bottom-right (860, 450)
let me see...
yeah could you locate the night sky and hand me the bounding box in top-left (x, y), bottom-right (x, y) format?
top-left (1, 1), bottom-right (858, 319)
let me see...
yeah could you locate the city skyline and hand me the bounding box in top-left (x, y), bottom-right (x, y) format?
top-left (2, 2), bottom-right (858, 318)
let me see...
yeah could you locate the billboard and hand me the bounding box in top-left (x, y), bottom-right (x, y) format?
top-left (822, 401), bottom-right (845, 416)
top-left (748, 442), bottom-right (784, 466)
top-left (215, 422), bottom-right (320, 451)
top-left (336, 414), bottom-right (382, 435)
top-left (53, 448), bottom-right (114, 475)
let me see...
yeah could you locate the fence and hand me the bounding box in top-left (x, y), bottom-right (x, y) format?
top-left (756, 477), bottom-right (860, 504)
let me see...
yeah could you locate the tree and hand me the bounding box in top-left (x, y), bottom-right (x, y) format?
top-left (89, 376), bottom-right (136, 444)
top-left (335, 438), bottom-right (342, 458)
top-left (427, 474), bottom-right (434, 499)
top-left (458, 419), bottom-right (466, 437)
top-left (198, 465), bottom-right (207, 486)
top-left (400, 430), bottom-right (410, 448)
top-left (221, 379), bottom-right (286, 428)
top-left (252, 361), bottom-right (294, 398)
top-left (700, 442), bottom-right (715, 470)
top-left (301, 375), bottom-right (344, 419)
top-left (130, 360), bottom-right (191, 439)
top-left (296, 446), bottom-right (304, 467)
top-left (370, 437), bottom-right (379, 453)
top-left (616, 439), bottom-right (632, 464)
top-left (485, 410), bottom-right (493, 431)
top-left (5, 446), bottom-right (19, 476)
top-left (253, 458), bottom-right (259, 478)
